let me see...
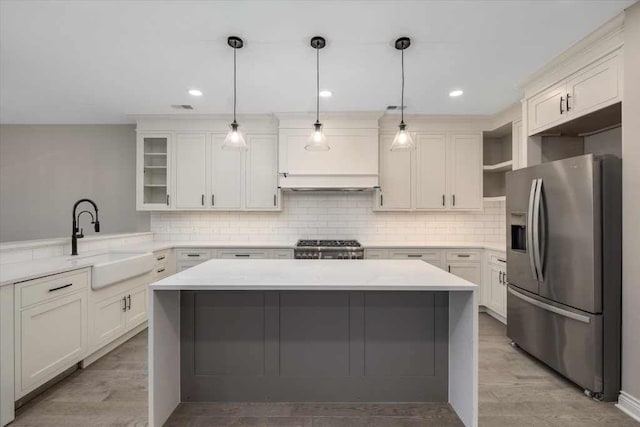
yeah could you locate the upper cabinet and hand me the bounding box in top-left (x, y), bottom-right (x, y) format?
top-left (137, 133), bottom-right (172, 210)
top-left (378, 133), bottom-right (412, 210)
top-left (135, 116), bottom-right (280, 211)
top-left (449, 134), bottom-right (482, 209)
top-left (175, 133), bottom-right (207, 209)
top-left (525, 50), bottom-right (622, 136)
top-left (377, 131), bottom-right (482, 211)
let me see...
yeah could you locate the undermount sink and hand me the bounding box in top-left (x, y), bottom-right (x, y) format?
top-left (80, 252), bottom-right (155, 290)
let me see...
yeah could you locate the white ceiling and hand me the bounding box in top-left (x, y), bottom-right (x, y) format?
top-left (0, 0), bottom-right (635, 124)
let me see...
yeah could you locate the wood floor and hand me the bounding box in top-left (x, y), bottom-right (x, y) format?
top-left (11, 314), bottom-right (638, 426)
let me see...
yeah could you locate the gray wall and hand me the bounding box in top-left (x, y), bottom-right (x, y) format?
top-left (0, 125), bottom-right (149, 242)
top-left (622, 1), bottom-right (640, 405)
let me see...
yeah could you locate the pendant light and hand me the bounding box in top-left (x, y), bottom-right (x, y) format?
top-left (222, 36), bottom-right (248, 151)
top-left (306, 36), bottom-right (329, 151)
top-left (390, 37), bottom-right (415, 151)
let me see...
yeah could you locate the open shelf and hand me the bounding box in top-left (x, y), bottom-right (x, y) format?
top-left (483, 196), bottom-right (506, 202)
top-left (483, 160), bottom-right (513, 173)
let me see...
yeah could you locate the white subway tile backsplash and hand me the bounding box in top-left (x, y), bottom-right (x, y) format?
top-left (151, 193), bottom-right (506, 244)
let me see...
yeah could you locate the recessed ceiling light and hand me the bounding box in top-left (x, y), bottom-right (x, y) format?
top-left (319, 90), bottom-right (332, 98)
top-left (449, 89), bottom-right (464, 97)
top-left (188, 89), bottom-right (203, 96)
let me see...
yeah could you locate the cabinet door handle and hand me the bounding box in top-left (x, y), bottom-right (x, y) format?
top-left (457, 254), bottom-right (471, 258)
top-left (166, 194), bottom-right (170, 206)
top-left (380, 193), bottom-right (384, 206)
top-left (201, 194), bottom-right (205, 206)
top-left (122, 296), bottom-right (127, 312)
top-left (407, 254), bottom-right (422, 258)
top-left (448, 265), bottom-right (451, 273)
top-left (566, 93), bottom-right (571, 111)
top-left (186, 254), bottom-right (200, 257)
top-left (212, 194), bottom-right (215, 206)
top-left (156, 256), bottom-right (165, 261)
top-left (273, 194), bottom-right (277, 207)
top-left (442, 194), bottom-right (445, 207)
top-left (452, 194), bottom-right (456, 206)
top-left (127, 295), bottom-right (131, 310)
top-left (157, 268), bottom-right (166, 273)
top-left (497, 258), bottom-right (506, 263)
top-left (49, 283), bottom-right (72, 292)
top-left (235, 254), bottom-right (251, 257)
top-left (560, 96), bottom-right (564, 114)
top-left (503, 272), bottom-right (507, 284)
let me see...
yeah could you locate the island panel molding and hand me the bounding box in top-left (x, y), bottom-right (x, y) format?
top-left (180, 290), bottom-right (448, 402)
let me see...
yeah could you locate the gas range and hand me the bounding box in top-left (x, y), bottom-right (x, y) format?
top-left (294, 239), bottom-right (364, 259)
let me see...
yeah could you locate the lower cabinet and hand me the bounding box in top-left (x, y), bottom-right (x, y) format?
top-left (176, 248), bottom-right (294, 270)
top-left (14, 269), bottom-right (89, 398)
top-left (88, 275), bottom-right (151, 354)
top-left (483, 251), bottom-right (507, 321)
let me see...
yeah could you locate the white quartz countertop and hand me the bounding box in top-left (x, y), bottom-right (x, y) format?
top-left (150, 259), bottom-right (477, 292)
top-left (0, 237), bottom-right (504, 287)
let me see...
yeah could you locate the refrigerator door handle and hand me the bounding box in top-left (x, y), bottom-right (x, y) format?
top-left (533, 178), bottom-right (544, 282)
top-left (527, 179), bottom-right (539, 281)
top-left (508, 287), bottom-right (591, 324)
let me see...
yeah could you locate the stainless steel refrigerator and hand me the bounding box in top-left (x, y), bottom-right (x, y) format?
top-left (506, 153), bottom-right (621, 401)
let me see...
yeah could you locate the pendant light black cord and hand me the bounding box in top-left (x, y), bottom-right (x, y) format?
top-left (233, 45), bottom-right (237, 123)
top-left (316, 47), bottom-right (320, 124)
top-left (401, 47), bottom-right (404, 125)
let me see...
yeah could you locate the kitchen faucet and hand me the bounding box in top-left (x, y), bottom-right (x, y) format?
top-left (71, 198), bottom-right (100, 255)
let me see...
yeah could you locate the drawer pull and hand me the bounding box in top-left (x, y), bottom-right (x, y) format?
top-left (157, 268), bottom-right (166, 273)
top-left (49, 283), bottom-right (73, 292)
top-left (235, 254), bottom-right (251, 257)
top-left (457, 254), bottom-right (471, 258)
top-left (127, 295), bottom-right (131, 310)
top-left (122, 296), bottom-right (127, 312)
top-left (187, 254), bottom-right (200, 257)
top-left (156, 255), bottom-right (166, 261)
top-left (497, 258), bottom-right (506, 263)
top-left (407, 254), bottom-right (422, 258)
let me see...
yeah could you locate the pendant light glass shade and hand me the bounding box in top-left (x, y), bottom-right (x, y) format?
top-left (390, 122), bottom-right (414, 151)
top-left (222, 36), bottom-right (248, 151)
top-left (305, 36), bottom-right (329, 151)
top-left (306, 122), bottom-right (329, 151)
top-left (390, 37), bottom-right (414, 152)
top-left (222, 121), bottom-right (247, 151)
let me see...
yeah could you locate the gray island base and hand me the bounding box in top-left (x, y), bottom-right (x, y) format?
top-left (149, 260), bottom-right (478, 427)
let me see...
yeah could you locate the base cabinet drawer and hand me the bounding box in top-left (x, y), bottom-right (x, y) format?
top-left (445, 250), bottom-right (481, 262)
top-left (176, 249), bottom-right (212, 261)
top-left (364, 249), bottom-right (389, 259)
top-left (272, 249), bottom-right (294, 259)
top-left (16, 290), bottom-right (88, 397)
top-left (218, 249), bottom-right (270, 259)
top-left (18, 269), bottom-right (89, 309)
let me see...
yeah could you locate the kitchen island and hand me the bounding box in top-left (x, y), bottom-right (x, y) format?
top-left (148, 259), bottom-right (478, 427)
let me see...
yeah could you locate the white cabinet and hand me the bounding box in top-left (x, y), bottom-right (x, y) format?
top-left (137, 126), bottom-right (280, 211)
top-left (211, 134), bottom-right (243, 209)
top-left (175, 133), bottom-right (207, 209)
top-left (526, 83), bottom-right (567, 135)
top-left (483, 251), bottom-right (507, 322)
top-left (125, 285), bottom-right (147, 329)
top-left (88, 273), bottom-right (152, 353)
top-left (565, 53), bottom-right (621, 118)
top-left (389, 249), bottom-right (444, 269)
top-left (137, 133), bottom-right (172, 210)
top-left (377, 132), bottom-right (482, 211)
top-left (217, 249), bottom-right (270, 259)
top-left (449, 135), bottom-right (483, 210)
top-left (91, 292), bottom-right (127, 351)
top-left (272, 249), bottom-right (294, 259)
top-left (377, 134), bottom-right (412, 209)
top-left (416, 134), bottom-right (447, 209)
top-left (14, 270), bottom-right (89, 398)
top-left (526, 51), bottom-right (622, 136)
top-left (246, 135), bottom-right (279, 210)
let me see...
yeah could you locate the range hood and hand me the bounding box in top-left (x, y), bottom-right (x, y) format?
top-left (276, 113), bottom-right (381, 191)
